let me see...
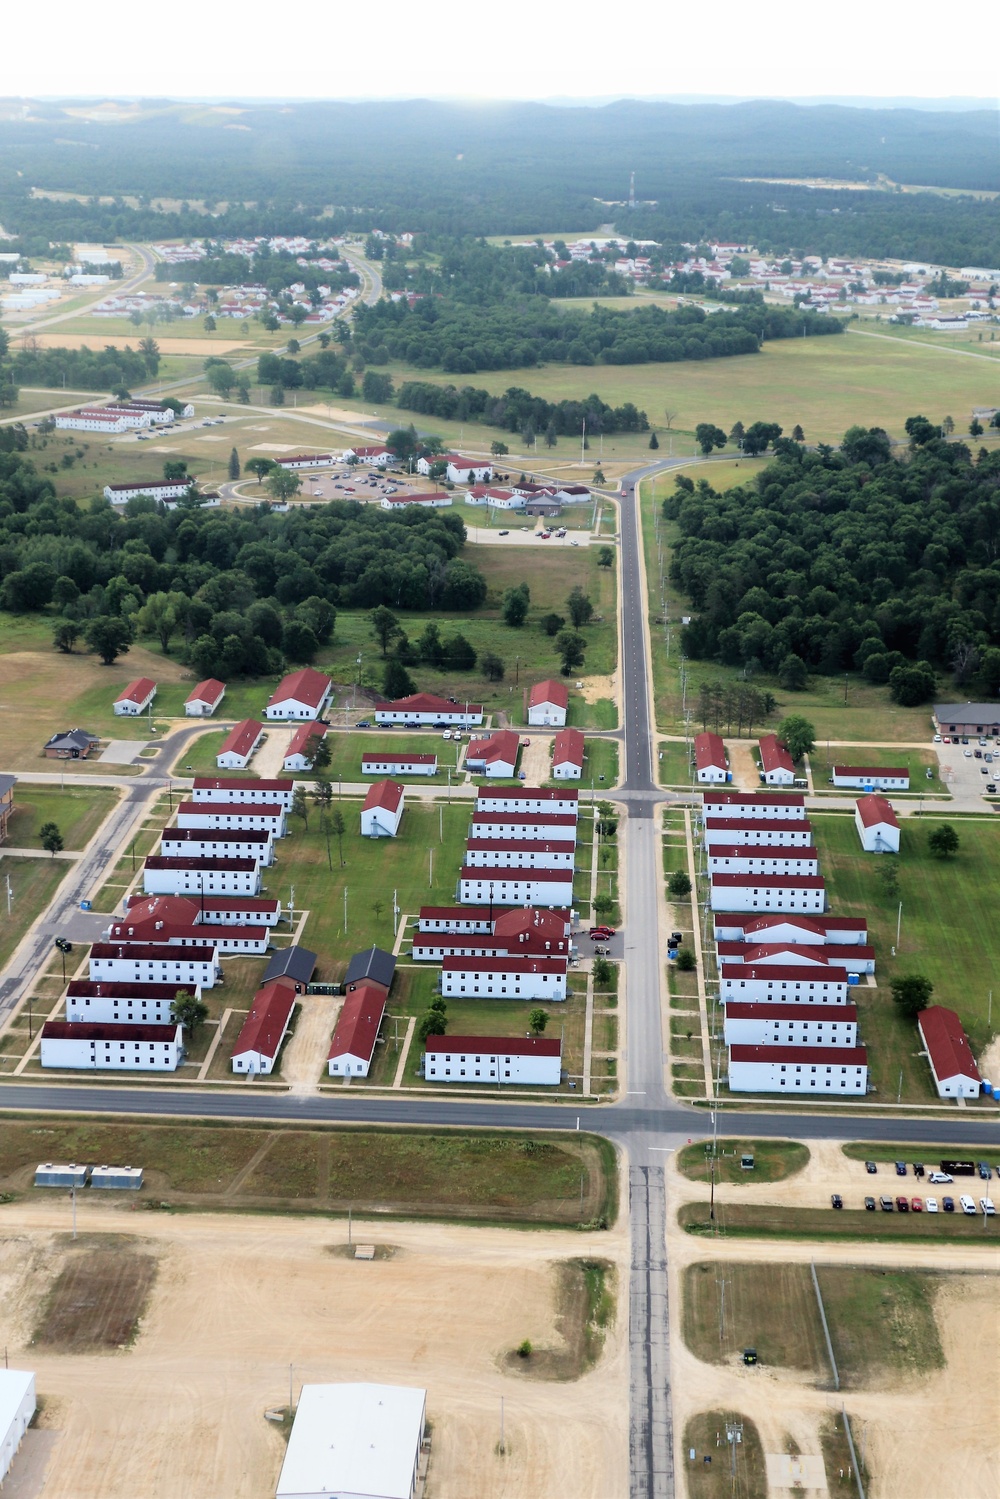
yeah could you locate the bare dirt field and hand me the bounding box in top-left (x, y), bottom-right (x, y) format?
top-left (0, 1198), bottom-right (628, 1499)
top-left (666, 1142), bottom-right (1000, 1499)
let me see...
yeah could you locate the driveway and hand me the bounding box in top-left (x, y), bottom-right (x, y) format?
top-left (935, 739), bottom-right (999, 812)
top-left (254, 726), bottom-right (294, 779)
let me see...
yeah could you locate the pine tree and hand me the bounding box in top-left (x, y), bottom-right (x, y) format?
top-left (228, 448), bottom-right (240, 480)
top-left (648, 431), bottom-right (659, 450)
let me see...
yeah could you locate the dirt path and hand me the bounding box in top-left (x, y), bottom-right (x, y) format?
top-left (726, 739), bottom-right (759, 790)
top-left (0, 1199), bottom-right (629, 1499)
top-left (281, 996), bottom-right (337, 1092)
top-left (519, 735), bottom-right (552, 784)
top-left (254, 726), bottom-right (294, 780)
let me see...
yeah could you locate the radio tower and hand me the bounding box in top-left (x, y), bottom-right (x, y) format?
top-left (628, 171), bottom-right (636, 211)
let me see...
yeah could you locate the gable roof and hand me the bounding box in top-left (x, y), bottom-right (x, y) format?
top-left (231, 979), bottom-right (297, 1060)
top-left (262, 945), bottom-right (316, 986)
top-left (377, 692), bottom-right (483, 715)
top-left (327, 982), bottom-right (386, 1063)
top-left (362, 779), bottom-right (404, 814)
top-left (529, 679), bottom-right (569, 710)
top-left (694, 731), bottom-right (727, 772)
top-left (186, 678), bottom-right (226, 707)
top-left (833, 765), bottom-right (907, 778)
top-left (43, 728), bottom-right (100, 751)
top-left (218, 719), bottom-right (262, 759)
top-left (758, 734), bottom-right (795, 775)
top-left (856, 793), bottom-right (899, 829)
top-left (466, 729), bottom-right (520, 767)
top-left (553, 727), bottom-right (585, 768)
top-left (344, 946), bottom-right (396, 991)
top-left (918, 1005), bottom-right (981, 1084)
top-left (268, 668), bottom-right (331, 709)
top-left (285, 721), bottom-right (327, 759)
top-left (115, 677), bottom-right (156, 705)
top-left (426, 1034), bottom-right (561, 1057)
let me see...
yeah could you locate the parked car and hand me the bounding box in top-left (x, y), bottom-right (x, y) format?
top-left (895, 1161), bottom-right (907, 1176)
top-left (863, 1196), bottom-right (875, 1211)
top-left (831, 1194), bottom-right (843, 1210)
top-left (865, 1160), bottom-right (877, 1175)
top-left (498, 529), bottom-right (509, 536)
top-left (980, 1198), bottom-right (995, 1216)
top-left (942, 1196), bottom-right (955, 1213)
top-left (896, 1196), bottom-right (910, 1212)
top-left (926, 1197), bottom-right (938, 1213)
top-left (978, 1161), bottom-right (992, 1180)
top-left (356, 720), bottom-right (370, 729)
top-left (959, 1195), bottom-right (977, 1215)
top-left (590, 926), bottom-right (615, 940)
top-left (521, 738), bottom-right (531, 748)
top-left (928, 1171), bottom-right (953, 1184)
top-left (933, 733), bottom-right (942, 743)
top-left (911, 1197), bottom-right (923, 1212)
top-left (442, 730), bottom-right (452, 739)
top-left (963, 748), bottom-right (973, 757)
top-left (913, 1163), bottom-right (925, 1178)
top-left (879, 1197), bottom-right (894, 1212)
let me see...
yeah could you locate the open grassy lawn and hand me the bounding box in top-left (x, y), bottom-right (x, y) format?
top-left (809, 745), bottom-right (939, 788)
top-left (682, 1261), bottom-right (829, 1375)
top-left (322, 731), bottom-right (456, 784)
top-left (545, 736), bottom-right (618, 789)
top-left (658, 738), bottom-right (695, 787)
top-left (817, 1267), bottom-right (944, 1387)
top-left (682, 1411), bottom-right (767, 1499)
top-left (676, 1139), bottom-right (809, 1185)
top-left (640, 477), bottom-right (942, 742)
top-left (6, 786), bottom-right (117, 850)
top-left (0, 856), bottom-right (68, 970)
top-left (812, 812), bottom-right (1000, 1075)
top-left (842, 1140), bottom-right (1000, 1170)
top-left (0, 1116), bottom-right (615, 1226)
top-left (680, 1200), bottom-right (999, 1243)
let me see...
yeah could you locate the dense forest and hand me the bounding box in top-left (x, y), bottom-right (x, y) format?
top-left (395, 381), bottom-right (649, 437)
top-left (0, 448), bottom-right (489, 678)
top-left (0, 100), bottom-right (996, 263)
top-left (353, 296), bottom-right (841, 374)
top-left (667, 426), bottom-right (1000, 704)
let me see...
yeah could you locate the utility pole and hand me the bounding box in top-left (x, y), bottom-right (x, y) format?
top-left (343, 886), bottom-right (348, 934)
top-left (429, 848), bottom-right (434, 887)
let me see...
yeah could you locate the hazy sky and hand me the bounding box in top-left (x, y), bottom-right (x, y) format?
top-left (4, 0), bottom-right (998, 102)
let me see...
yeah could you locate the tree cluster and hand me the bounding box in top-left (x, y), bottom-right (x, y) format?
top-left (396, 380), bottom-right (648, 437)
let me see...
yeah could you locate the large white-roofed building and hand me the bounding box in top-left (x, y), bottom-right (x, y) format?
top-left (276, 1382), bottom-right (426, 1499)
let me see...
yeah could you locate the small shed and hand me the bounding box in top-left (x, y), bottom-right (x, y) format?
top-left (263, 944), bottom-right (317, 993)
top-left (90, 1165), bottom-right (144, 1190)
top-left (34, 1163), bottom-right (90, 1188)
top-left (344, 946), bottom-right (396, 993)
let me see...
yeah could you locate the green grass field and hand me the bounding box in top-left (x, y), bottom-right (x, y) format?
top-left (811, 812), bottom-right (1000, 1077)
top-left (676, 1139), bottom-right (809, 1185)
top-left (809, 745), bottom-right (938, 787)
top-left (6, 786), bottom-right (117, 850)
top-left (0, 856), bottom-right (68, 971)
top-left (680, 1200), bottom-right (998, 1242)
top-left (682, 1411), bottom-right (767, 1499)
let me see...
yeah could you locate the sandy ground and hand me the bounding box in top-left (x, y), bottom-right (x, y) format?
top-left (726, 739), bottom-right (760, 791)
top-left (0, 1199), bottom-right (628, 1499)
top-left (252, 727), bottom-right (294, 780)
top-left (518, 735), bottom-right (553, 784)
top-left (665, 1141), bottom-right (1000, 1498)
top-left (281, 995), bottom-right (338, 1092)
top-left (579, 673), bottom-right (617, 707)
top-left (976, 1034), bottom-right (1000, 1083)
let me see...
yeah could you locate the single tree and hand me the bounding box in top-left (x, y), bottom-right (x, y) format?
top-left (592, 467), bottom-right (607, 485)
top-left (39, 822), bottom-right (63, 857)
top-left (648, 431), bottom-right (659, 450)
top-left (163, 459), bottom-right (188, 481)
top-left (383, 657), bottom-right (416, 698)
top-left (540, 612), bottom-right (565, 637)
top-left (85, 615), bottom-right (133, 665)
top-left (171, 990), bottom-right (209, 1036)
top-left (597, 546), bottom-right (614, 568)
top-left (668, 870), bottom-right (691, 900)
top-left (566, 587), bottom-right (594, 628)
top-left (490, 440), bottom-right (509, 457)
top-left (791, 424), bottom-right (805, 442)
top-left (663, 409), bottom-right (678, 429)
top-left (528, 1008), bottom-right (549, 1036)
top-left (291, 786), bottom-right (310, 830)
top-left (417, 1009), bottom-right (447, 1043)
top-left (545, 421), bottom-right (558, 448)
top-left (53, 619), bottom-right (80, 654)
top-left (312, 777), bottom-right (334, 811)
top-left (312, 734), bottom-right (332, 773)
top-left (555, 629), bottom-right (586, 674)
top-left (204, 314), bottom-right (216, 332)
top-left (970, 418), bottom-right (984, 438)
top-left (328, 806), bottom-right (346, 867)
top-left (694, 422), bottom-right (727, 455)
top-left (928, 823), bottom-right (960, 860)
top-left (246, 457), bottom-right (274, 485)
top-left (480, 651), bottom-right (505, 682)
top-left (676, 947), bottom-right (696, 972)
top-left (776, 714), bottom-right (815, 762)
top-left (502, 584), bottom-right (530, 627)
top-left (270, 384), bottom-right (285, 406)
top-left (228, 447), bottom-right (240, 480)
top-left (266, 467), bottom-right (300, 504)
top-left (593, 893), bottom-right (615, 918)
top-left (777, 653), bottom-right (808, 691)
top-left (877, 860), bottom-right (900, 900)
top-left (592, 955), bottom-right (613, 986)
top-left (370, 605), bottom-right (402, 656)
top-left (890, 973), bottom-right (933, 1018)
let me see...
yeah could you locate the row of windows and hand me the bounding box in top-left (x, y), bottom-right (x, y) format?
top-left (778, 1065), bottom-right (863, 1074)
top-left (434, 1068), bottom-right (512, 1078)
top-left (730, 982), bottom-right (842, 990)
top-left (437, 1055), bottom-right (517, 1063)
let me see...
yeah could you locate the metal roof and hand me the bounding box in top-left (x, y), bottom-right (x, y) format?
top-left (263, 945), bottom-right (317, 986)
top-left (276, 1383), bottom-right (425, 1499)
top-left (344, 946), bottom-right (396, 991)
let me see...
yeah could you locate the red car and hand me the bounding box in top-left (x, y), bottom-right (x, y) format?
top-left (911, 1197), bottom-right (923, 1212)
top-left (589, 926), bottom-right (615, 940)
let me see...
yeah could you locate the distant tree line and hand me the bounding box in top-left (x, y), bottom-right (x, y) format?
top-left (395, 380), bottom-right (648, 436)
top-left (667, 423), bottom-right (1000, 704)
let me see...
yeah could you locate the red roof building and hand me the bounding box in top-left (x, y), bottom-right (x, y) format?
top-left (528, 679), bottom-right (568, 725)
top-left (283, 721), bottom-right (328, 770)
top-left (758, 733), bottom-right (796, 784)
top-left (918, 1006), bottom-right (982, 1098)
top-left (217, 719), bottom-right (264, 769)
top-left (465, 729), bottom-right (520, 778)
top-left (855, 793), bottom-right (900, 852)
top-left (185, 679), bottom-right (226, 715)
top-left (231, 978), bottom-right (298, 1075)
top-left (374, 692), bottom-right (484, 724)
top-left (361, 778), bottom-right (405, 837)
top-left (424, 1033), bottom-right (562, 1085)
top-left (552, 726), bottom-right (585, 780)
top-left (114, 677), bottom-right (157, 714)
top-left (265, 668), bottom-right (333, 720)
top-left (327, 981), bottom-right (387, 1077)
top-left (694, 731), bottom-right (728, 783)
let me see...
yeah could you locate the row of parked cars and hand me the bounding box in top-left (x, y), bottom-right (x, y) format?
top-left (829, 1157), bottom-right (999, 1215)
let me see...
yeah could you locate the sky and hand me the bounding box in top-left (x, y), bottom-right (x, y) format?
top-left (3, 0), bottom-right (999, 103)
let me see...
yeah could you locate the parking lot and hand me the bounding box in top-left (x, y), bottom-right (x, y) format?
top-left (836, 1154), bottom-right (998, 1219)
top-left (934, 731), bottom-right (1000, 809)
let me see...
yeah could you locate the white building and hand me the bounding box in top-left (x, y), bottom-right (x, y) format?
top-left (702, 792), bottom-right (805, 821)
top-left (276, 1383), bottom-right (426, 1499)
top-left (104, 479), bottom-right (192, 504)
top-left (160, 827), bottom-right (274, 867)
top-left (265, 668), bottom-right (333, 721)
top-left (361, 779), bottom-right (405, 837)
top-left (855, 794), bottom-right (900, 853)
top-left (56, 410), bottom-right (130, 433)
top-left (469, 813), bottom-right (577, 842)
top-left (918, 1006), bottom-right (982, 1099)
top-left (327, 982), bottom-right (386, 1077)
top-left (425, 1034), bottom-right (561, 1085)
top-left (230, 978), bottom-right (297, 1075)
top-left (694, 731), bottom-right (728, 783)
top-left (465, 729), bottom-right (520, 778)
top-left (342, 445), bottom-right (395, 467)
top-left (720, 963), bottom-right (850, 1004)
top-left (713, 913), bottom-right (868, 945)
top-left (446, 456), bottom-right (493, 484)
top-left (0, 1369), bottom-right (36, 1486)
top-left (552, 727), bottom-right (585, 780)
top-left (283, 722), bottom-right (328, 771)
top-left (89, 942), bottom-right (218, 988)
top-left (175, 801), bottom-right (287, 838)
top-left (185, 679), bottom-right (226, 716)
top-left (105, 915), bottom-right (268, 957)
top-left (66, 980), bottom-right (200, 1024)
top-left (728, 1044), bottom-right (868, 1094)
top-left (476, 787), bottom-right (578, 816)
top-left (458, 867), bottom-right (575, 907)
top-left (277, 453), bottom-right (334, 470)
top-left (143, 856), bottom-right (261, 896)
top-left (718, 940), bottom-right (875, 976)
top-left (441, 954), bottom-right (568, 1000)
top-left (464, 838), bottom-right (575, 868)
top-left (709, 874), bottom-right (826, 913)
top-left (40, 1021), bottom-right (184, 1071)
top-left (707, 845), bottom-right (820, 876)
top-left (723, 1001), bottom-right (858, 1047)
top-left (527, 679), bottom-right (568, 726)
top-left (361, 752), bottom-right (437, 777)
top-left (379, 492), bottom-right (452, 511)
top-left (758, 734), bottom-right (796, 786)
top-left (192, 777), bottom-right (295, 810)
top-left (832, 765), bottom-right (909, 791)
top-left (704, 817), bottom-right (814, 847)
top-left (114, 678), bottom-right (156, 716)
top-left (374, 693), bottom-right (483, 726)
top-left (216, 719), bottom-right (264, 770)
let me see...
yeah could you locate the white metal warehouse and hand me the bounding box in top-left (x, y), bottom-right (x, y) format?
top-left (0, 1369), bottom-right (36, 1485)
top-left (276, 1382), bottom-right (426, 1499)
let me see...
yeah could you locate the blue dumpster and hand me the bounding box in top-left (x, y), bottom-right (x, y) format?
top-left (80, 899), bottom-right (91, 911)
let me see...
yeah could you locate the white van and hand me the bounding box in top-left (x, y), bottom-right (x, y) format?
top-left (959, 1194), bottom-right (977, 1215)
top-left (980, 1198), bottom-right (995, 1216)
